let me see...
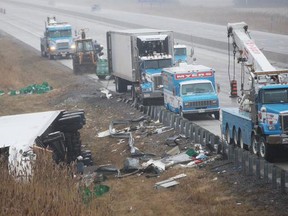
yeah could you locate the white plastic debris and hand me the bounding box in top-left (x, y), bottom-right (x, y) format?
top-left (100, 88), bottom-right (112, 99)
top-left (97, 129), bottom-right (110, 137)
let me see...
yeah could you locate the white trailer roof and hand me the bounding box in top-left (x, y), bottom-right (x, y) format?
top-left (0, 110), bottom-right (61, 150)
top-left (164, 63), bottom-right (214, 74)
top-left (109, 28), bottom-right (171, 35)
top-left (0, 110), bottom-right (62, 177)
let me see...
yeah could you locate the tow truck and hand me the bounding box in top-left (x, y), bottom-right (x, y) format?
top-left (222, 22), bottom-right (288, 161)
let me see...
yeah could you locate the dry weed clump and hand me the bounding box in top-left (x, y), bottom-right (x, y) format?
top-left (0, 153), bottom-right (112, 216)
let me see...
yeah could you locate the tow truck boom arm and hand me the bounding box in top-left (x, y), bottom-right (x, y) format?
top-left (227, 22), bottom-right (276, 73)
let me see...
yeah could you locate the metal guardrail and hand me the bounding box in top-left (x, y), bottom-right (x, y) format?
top-left (140, 105), bottom-right (288, 193)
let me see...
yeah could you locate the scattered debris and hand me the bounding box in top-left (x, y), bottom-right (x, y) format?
top-left (97, 129), bottom-right (110, 137)
top-left (8, 82), bottom-right (52, 95)
top-left (155, 173), bottom-right (187, 189)
top-left (100, 88), bottom-right (112, 99)
top-left (166, 146), bottom-right (180, 156)
top-left (98, 116), bottom-right (221, 180)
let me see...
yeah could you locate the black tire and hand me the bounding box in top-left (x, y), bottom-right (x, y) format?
top-left (48, 53), bottom-right (54, 60)
top-left (259, 137), bottom-right (274, 162)
top-left (250, 134), bottom-right (259, 155)
top-left (214, 111), bottom-right (220, 120)
top-left (73, 65), bottom-right (80, 75)
top-left (180, 107), bottom-right (186, 118)
top-left (225, 125), bottom-right (232, 144)
top-left (97, 75), bottom-right (106, 80)
top-left (41, 46), bottom-right (47, 57)
top-left (238, 130), bottom-right (244, 149)
top-left (115, 77), bottom-right (127, 93)
top-left (232, 127), bottom-right (237, 145)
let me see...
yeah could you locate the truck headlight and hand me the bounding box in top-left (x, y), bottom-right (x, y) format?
top-left (50, 46), bottom-right (56, 51)
top-left (282, 137), bottom-right (288, 144)
top-left (212, 100), bottom-right (218, 105)
top-left (71, 44), bottom-right (76, 49)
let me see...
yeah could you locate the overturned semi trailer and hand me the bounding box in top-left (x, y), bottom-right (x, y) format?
top-left (0, 110), bottom-right (91, 177)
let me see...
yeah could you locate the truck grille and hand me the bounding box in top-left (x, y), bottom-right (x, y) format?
top-left (280, 113), bottom-right (288, 133)
top-left (186, 100), bottom-right (214, 108)
top-left (153, 75), bottom-right (163, 90)
top-left (57, 42), bottom-right (69, 50)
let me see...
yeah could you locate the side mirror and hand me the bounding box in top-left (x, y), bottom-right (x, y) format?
top-left (217, 83), bottom-right (220, 93)
top-left (190, 48), bottom-right (194, 58)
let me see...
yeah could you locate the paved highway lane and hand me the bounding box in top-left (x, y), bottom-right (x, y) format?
top-left (10, 0), bottom-right (288, 59)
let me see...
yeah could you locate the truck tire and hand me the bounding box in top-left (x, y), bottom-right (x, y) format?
top-left (232, 127), bottom-right (237, 145)
top-left (250, 134), bottom-right (259, 155)
top-left (180, 107), bottom-right (186, 118)
top-left (259, 137), bottom-right (274, 162)
top-left (238, 130), bottom-right (244, 149)
top-left (41, 46), bottom-right (47, 57)
top-left (48, 53), bottom-right (54, 60)
top-left (115, 77), bottom-right (127, 93)
top-left (213, 111), bottom-right (220, 120)
top-left (98, 75), bottom-right (106, 80)
top-left (225, 125), bottom-right (232, 144)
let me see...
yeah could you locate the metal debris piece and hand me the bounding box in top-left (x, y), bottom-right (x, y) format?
top-left (100, 88), bottom-right (112, 99)
top-left (155, 173), bottom-right (187, 189)
top-left (124, 157), bottom-right (141, 171)
top-left (97, 129), bottom-right (110, 137)
top-left (166, 146), bottom-right (180, 156)
top-left (143, 159), bottom-right (166, 172)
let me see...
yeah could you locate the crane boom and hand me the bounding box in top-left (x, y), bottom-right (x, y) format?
top-left (228, 22), bottom-right (276, 73)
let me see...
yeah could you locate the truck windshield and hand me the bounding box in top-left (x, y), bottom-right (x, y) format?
top-left (174, 48), bottom-right (186, 56)
top-left (182, 83), bottom-right (214, 95)
top-left (262, 89), bottom-right (288, 104)
top-left (76, 41), bottom-right (94, 52)
top-left (47, 29), bottom-right (72, 38)
top-left (144, 59), bottom-right (172, 69)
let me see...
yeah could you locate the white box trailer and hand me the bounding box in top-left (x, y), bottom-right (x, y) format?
top-left (0, 110), bottom-right (88, 177)
top-left (107, 29), bottom-right (174, 105)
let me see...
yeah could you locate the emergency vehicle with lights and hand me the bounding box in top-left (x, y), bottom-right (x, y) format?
top-left (222, 22), bottom-right (288, 161)
top-left (40, 17), bottom-right (75, 60)
top-left (106, 29), bottom-right (174, 105)
top-left (162, 63), bottom-right (220, 119)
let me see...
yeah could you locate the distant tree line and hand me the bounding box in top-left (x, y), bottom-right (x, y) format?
top-left (234, 0), bottom-right (288, 6)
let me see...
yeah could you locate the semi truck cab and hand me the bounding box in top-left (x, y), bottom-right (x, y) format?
top-left (140, 56), bottom-right (173, 101)
top-left (40, 17), bottom-right (75, 59)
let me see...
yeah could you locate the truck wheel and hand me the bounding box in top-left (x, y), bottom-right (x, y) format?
top-left (225, 126), bottom-right (232, 144)
top-left (259, 137), bottom-right (274, 162)
top-left (232, 127), bottom-right (237, 145)
top-left (259, 137), bottom-right (266, 159)
top-left (250, 134), bottom-right (259, 155)
top-left (214, 111), bottom-right (220, 120)
top-left (48, 53), bottom-right (54, 60)
top-left (73, 66), bottom-right (79, 74)
top-left (238, 130), bottom-right (244, 149)
top-left (41, 46), bottom-right (47, 57)
top-left (180, 107), bottom-right (186, 118)
top-left (115, 77), bottom-right (127, 93)
top-left (97, 75), bottom-right (106, 80)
